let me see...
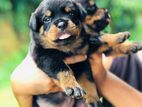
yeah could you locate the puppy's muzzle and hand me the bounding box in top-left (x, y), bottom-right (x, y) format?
top-left (54, 19), bottom-right (68, 31)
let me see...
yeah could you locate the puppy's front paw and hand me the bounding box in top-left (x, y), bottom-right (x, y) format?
top-left (100, 31), bottom-right (130, 46)
top-left (65, 87), bottom-right (86, 99)
top-left (115, 32), bottom-right (130, 44)
top-left (96, 32), bottom-right (130, 53)
top-left (125, 42), bottom-right (142, 54)
top-left (58, 71), bottom-right (86, 99)
top-left (107, 41), bottom-right (142, 56)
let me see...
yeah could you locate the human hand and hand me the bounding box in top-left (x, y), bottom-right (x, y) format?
top-left (89, 53), bottom-right (107, 85)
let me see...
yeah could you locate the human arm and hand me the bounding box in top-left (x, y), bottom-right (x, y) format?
top-left (89, 53), bottom-right (142, 107)
top-left (11, 53), bottom-right (86, 107)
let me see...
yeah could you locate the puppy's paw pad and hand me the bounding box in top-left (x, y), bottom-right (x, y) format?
top-left (65, 87), bottom-right (86, 99)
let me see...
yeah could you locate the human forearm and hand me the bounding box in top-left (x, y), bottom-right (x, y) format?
top-left (95, 71), bottom-right (142, 107)
top-left (15, 94), bottom-right (33, 107)
top-left (89, 53), bottom-right (142, 107)
top-left (11, 65), bottom-right (62, 107)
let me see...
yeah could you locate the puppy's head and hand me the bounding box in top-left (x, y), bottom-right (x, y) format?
top-left (79, 0), bottom-right (111, 32)
top-left (85, 8), bottom-right (111, 32)
top-left (29, 0), bottom-right (86, 48)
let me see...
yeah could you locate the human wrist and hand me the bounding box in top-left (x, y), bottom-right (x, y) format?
top-left (93, 65), bottom-right (107, 86)
top-left (89, 54), bottom-right (106, 84)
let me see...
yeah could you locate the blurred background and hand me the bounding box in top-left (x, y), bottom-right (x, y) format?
top-left (0, 0), bottom-right (142, 106)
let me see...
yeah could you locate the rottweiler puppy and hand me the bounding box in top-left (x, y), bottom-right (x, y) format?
top-left (29, 0), bottom-right (99, 106)
top-left (79, 0), bottom-right (142, 56)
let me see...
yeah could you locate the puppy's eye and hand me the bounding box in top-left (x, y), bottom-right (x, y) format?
top-left (43, 16), bottom-right (51, 23)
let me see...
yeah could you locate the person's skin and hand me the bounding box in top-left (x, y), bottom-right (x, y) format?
top-left (11, 52), bottom-right (142, 107)
top-left (89, 53), bottom-right (142, 107)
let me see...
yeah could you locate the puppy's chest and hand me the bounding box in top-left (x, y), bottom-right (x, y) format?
top-left (69, 61), bottom-right (93, 81)
top-left (56, 37), bottom-right (89, 55)
top-left (71, 43), bottom-right (89, 55)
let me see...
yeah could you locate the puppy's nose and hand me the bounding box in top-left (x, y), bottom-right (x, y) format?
top-left (58, 22), bottom-right (66, 29)
top-left (54, 19), bottom-right (68, 30)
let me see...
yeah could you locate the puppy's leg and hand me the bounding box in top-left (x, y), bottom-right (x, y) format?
top-left (105, 41), bottom-right (142, 57)
top-left (35, 56), bottom-right (85, 99)
top-left (78, 73), bottom-right (99, 107)
top-left (96, 32), bottom-right (130, 53)
top-left (57, 70), bottom-right (85, 99)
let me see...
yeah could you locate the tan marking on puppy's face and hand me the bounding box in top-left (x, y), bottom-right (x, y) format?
top-left (65, 7), bottom-right (72, 13)
top-left (89, 0), bottom-right (96, 5)
top-left (67, 20), bottom-right (81, 39)
top-left (40, 24), bottom-right (59, 48)
top-left (39, 26), bottom-right (44, 35)
top-left (85, 8), bottom-right (106, 25)
top-left (45, 10), bottom-right (52, 17)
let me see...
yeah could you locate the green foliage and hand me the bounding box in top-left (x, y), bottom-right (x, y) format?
top-left (97, 0), bottom-right (142, 41)
top-left (0, 46), bottom-right (27, 88)
top-left (0, 0), bottom-right (12, 12)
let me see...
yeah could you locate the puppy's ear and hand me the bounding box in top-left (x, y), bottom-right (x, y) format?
top-left (76, 3), bottom-right (87, 21)
top-left (29, 13), bottom-right (41, 32)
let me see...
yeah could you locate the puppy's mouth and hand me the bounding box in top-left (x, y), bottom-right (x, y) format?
top-left (58, 33), bottom-right (72, 40)
top-left (54, 32), bottom-right (76, 45)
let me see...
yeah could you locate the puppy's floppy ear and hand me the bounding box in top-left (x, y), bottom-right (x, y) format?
top-left (29, 13), bottom-right (41, 32)
top-left (76, 3), bottom-right (87, 21)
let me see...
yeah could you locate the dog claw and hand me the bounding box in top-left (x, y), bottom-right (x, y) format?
top-left (131, 43), bottom-right (142, 53)
top-left (65, 87), bottom-right (74, 96)
top-left (117, 32), bottom-right (130, 43)
top-left (125, 42), bottom-right (142, 54)
top-left (136, 43), bottom-right (142, 50)
top-left (131, 47), bottom-right (137, 53)
top-left (123, 31), bottom-right (131, 37)
top-left (74, 88), bottom-right (81, 98)
top-left (74, 87), bottom-right (85, 98)
top-left (65, 87), bottom-right (86, 99)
